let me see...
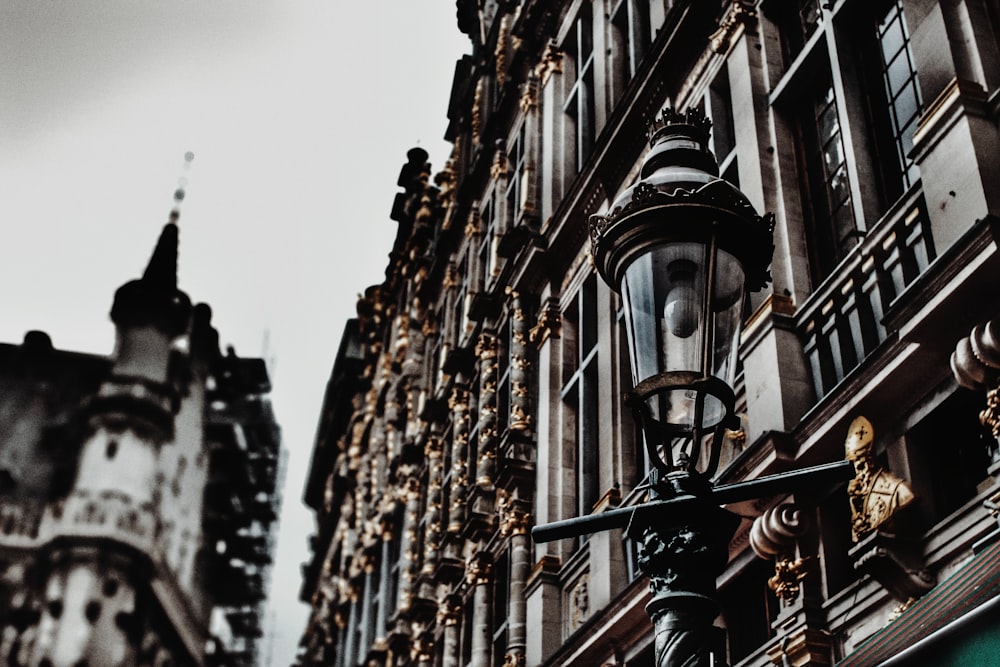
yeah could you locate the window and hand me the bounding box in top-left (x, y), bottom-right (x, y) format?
top-left (609, 0), bottom-right (651, 101)
top-left (562, 274), bottom-right (601, 520)
top-left (797, 75), bottom-right (858, 282)
top-left (480, 193), bottom-right (500, 287)
top-left (780, 1), bottom-right (922, 285)
top-left (906, 390), bottom-right (996, 526)
top-left (564, 4), bottom-right (596, 173)
top-left (707, 65), bottom-right (738, 186)
top-left (453, 256), bottom-right (471, 347)
top-left (719, 559), bottom-right (778, 664)
top-left (505, 124), bottom-right (528, 230)
top-left (873, 0), bottom-right (921, 194)
top-left (768, 0), bottom-right (823, 60)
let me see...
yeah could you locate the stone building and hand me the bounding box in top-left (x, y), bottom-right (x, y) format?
top-left (298, 0), bottom-right (1000, 665)
top-left (0, 220), bottom-right (284, 666)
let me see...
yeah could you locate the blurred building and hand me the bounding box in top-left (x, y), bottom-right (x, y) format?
top-left (298, 1), bottom-right (1000, 665)
top-left (0, 221), bottom-right (283, 666)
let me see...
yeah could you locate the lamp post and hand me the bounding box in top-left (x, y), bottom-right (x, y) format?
top-left (531, 109), bottom-right (853, 666)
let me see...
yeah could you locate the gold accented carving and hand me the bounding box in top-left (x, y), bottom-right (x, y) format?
top-left (519, 72), bottom-right (539, 112)
top-left (529, 307), bottom-right (561, 346)
top-left (498, 493), bottom-right (531, 537)
top-left (411, 633), bottom-right (435, 663)
top-left (509, 403), bottom-right (532, 431)
top-left (981, 387), bottom-right (1000, 439)
top-left (495, 14), bottom-right (510, 86)
top-left (437, 595), bottom-right (463, 627)
top-left (476, 333), bottom-right (499, 360)
top-left (436, 158), bottom-right (457, 206)
top-left (502, 653), bottom-right (525, 667)
top-left (845, 416), bottom-right (916, 541)
top-left (465, 208), bottom-right (481, 238)
top-left (768, 555), bottom-right (815, 602)
top-left (709, 0), bottom-right (757, 55)
top-left (491, 145), bottom-right (509, 180)
top-left (443, 263), bottom-right (459, 290)
top-left (449, 387), bottom-right (470, 412)
top-left (888, 596), bottom-right (917, 622)
top-left (534, 40), bottom-right (563, 85)
top-left (466, 552), bottom-right (492, 586)
top-left (472, 78), bottom-right (484, 143)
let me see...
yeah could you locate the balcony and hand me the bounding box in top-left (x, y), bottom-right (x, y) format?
top-left (797, 189), bottom-right (936, 400)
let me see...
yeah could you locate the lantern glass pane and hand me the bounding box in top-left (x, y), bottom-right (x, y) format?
top-left (620, 242), bottom-right (745, 429)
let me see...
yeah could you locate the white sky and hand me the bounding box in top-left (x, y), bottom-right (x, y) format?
top-left (0, 2), bottom-right (469, 664)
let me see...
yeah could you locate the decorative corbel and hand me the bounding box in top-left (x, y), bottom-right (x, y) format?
top-left (709, 0), bottom-right (757, 54)
top-left (534, 40), bottom-right (563, 86)
top-left (749, 503), bottom-right (814, 603)
top-left (528, 298), bottom-right (561, 347)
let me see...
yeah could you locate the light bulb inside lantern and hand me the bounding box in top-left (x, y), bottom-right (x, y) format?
top-left (663, 260), bottom-right (701, 338)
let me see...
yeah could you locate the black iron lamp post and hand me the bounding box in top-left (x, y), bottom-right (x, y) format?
top-left (531, 109), bottom-right (852, 666)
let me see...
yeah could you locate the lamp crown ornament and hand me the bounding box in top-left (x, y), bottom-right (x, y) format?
top-left (646, 106), bottom-right (713, 146)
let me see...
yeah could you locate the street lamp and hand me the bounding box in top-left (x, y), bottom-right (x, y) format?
top-left (532, 108), bottom-right (853, 666)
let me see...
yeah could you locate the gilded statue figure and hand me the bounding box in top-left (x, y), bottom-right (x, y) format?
top-left (845, 416), bottom-right (915, 541)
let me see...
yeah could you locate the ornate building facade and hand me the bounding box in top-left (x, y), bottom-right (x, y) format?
top-left (0, 221), bottom-right (284, 666)
top-left (298, 0), bottom-right (1000, 664)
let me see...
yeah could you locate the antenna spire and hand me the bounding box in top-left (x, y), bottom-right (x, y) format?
top-left (169, 151), bottom-right (195, 224)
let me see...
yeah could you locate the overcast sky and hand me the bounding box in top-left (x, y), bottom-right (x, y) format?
top-left (0, 2), bottom-right (469, 664)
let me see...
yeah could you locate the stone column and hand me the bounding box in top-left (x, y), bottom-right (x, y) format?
top-left (467, 552), bottom-right (493, 667)
top-left (500, 499), bottom-right (532, 666)
top-left (476, 332), bottom-right (499, 489)
top-left (439, 595), bottom-right (463, 667)
top-left (448, 387), bottom-right (472, 534)
top-left (422, 436), bottom-right (445, 578)
top-left (396, 477), bottom-right (422, 614)
top-left (508, 291), bottom-right (534, 441)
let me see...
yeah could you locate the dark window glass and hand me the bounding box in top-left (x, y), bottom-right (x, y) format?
top-left (564, 5), bottom-right (596, 173)
top-left (876, 0), bottom-right (921, 190)
top-left (907, 390), bottom-right (996, 525)
top-left (609, 0), bottom-right (651, 100)
top-left (797, 77), bottom-right (858, 282)
top-left (562, 274), bottom-right (601, 522)
top-left (719, 558), bottom-right (779, 663)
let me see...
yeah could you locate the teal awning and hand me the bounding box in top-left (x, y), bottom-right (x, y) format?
top-left (838, 537), bottom-right (1000, 666)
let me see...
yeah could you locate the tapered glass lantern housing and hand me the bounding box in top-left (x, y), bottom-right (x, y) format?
top-left (590, 108), bottom-right (774, 484)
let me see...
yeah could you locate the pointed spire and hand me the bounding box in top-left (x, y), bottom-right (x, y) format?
top-left (110, 157), bottom-right (195, 337)
top-left (140, 221), bottom-right (180, 293)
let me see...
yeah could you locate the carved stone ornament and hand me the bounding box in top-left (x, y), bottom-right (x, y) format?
top-left (519, 72), bottom-right (539, 112)
top-left (491, 144), bottom-right (509, 180)
top-left (495, 14), bottom-right (510, 86)
top-left (471, 78), bottom-right (484, 143)
top-left (749, 503), bottom-right (813, 602)
top-left (466, 552), bottom-right (492, 586)
top-left (569, 575), bottom-right (590, 630)
top-left (503, 652), bottom-right (526, 667)
top-left (437, 595), bottom-right (463, 626)
top-left (709, 0), bottom-right (757, 54)
top-left (528, 304), bottom-right (561, 346)
top-left (497, 493), bottom-right (531, 537)
top-left (845, 416), bottom-right (916, 541)
top-left (533, 40), bottom-right (563, 85)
